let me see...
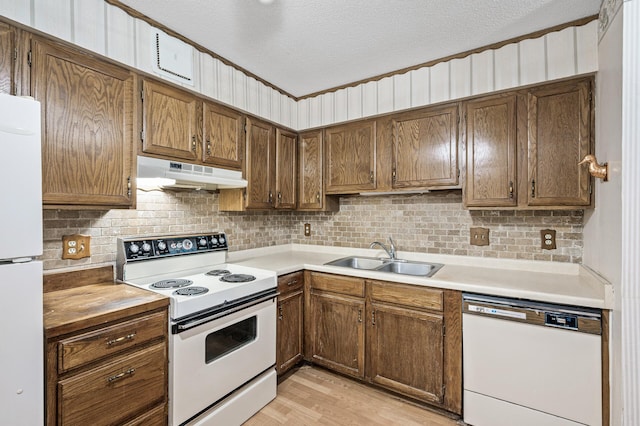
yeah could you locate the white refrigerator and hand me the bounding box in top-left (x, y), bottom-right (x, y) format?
top-left (0, 94), bottom-right (44, 425)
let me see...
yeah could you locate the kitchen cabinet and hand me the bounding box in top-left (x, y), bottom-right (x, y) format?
top-left (31, 36), bottom-right (136, 209)
top-left (391, 103), bottom-right (460, 189)
top-left (141, 78), bottom-right (200, 161)
top-left (527, 78), bottom-right (592, 207)
top-left (306, 272), bottom-right (365, 379)
top-left (202, 100), bottom-right (244, 170)
top-left (366, 280), bottom-right (462, 414)
top-left (325, 120), bottom-right (377, 194)
top-left (464, 93), bottom-right (518, 207)
top-left (298, 130), bottom-right (339, 211)
top-left (0, 21), bottom-right (17, 95)
top-left (46, 308), bottom-right (168, 426)
top-left (219, 118), bottom-right (297, 211)
top-left (464, 76), bottom-right (594, 209)
top-left (276, 271), bottom-right (304, 375)
top-left (275, 128), bottom-right (297, 209)
top-left (305, 272), bottom-right (462, 415)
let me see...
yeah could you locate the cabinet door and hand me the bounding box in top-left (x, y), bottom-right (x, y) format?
top-left (245, 117), bottom-right (275, 209)
top-left (392, 104), bottom-right (459, 188)
top-left (527, 79), bottom-right (592, 206)
top-left (367, 301), bottom-right (445, 405)
top-left (325, 120), bottom-right (376, 194)
top-left (0, 22), bottom-right (17, 95)
top-left (275, 128), bottom-right (297, 209)
top-left (465, 94), bottom-right (518, 207)
top-left (309, 291), bottom-right (365, 379)
top-left (141, 79), bottom-right (199, 161)
top-left (276, 290), bottom-right (303, 375)
top-left (298, 130), bottom-right (324, 210)
top-left (202, 101), bottom-right (243, 170)
top-left (32, 37), bottom-right (135, 207)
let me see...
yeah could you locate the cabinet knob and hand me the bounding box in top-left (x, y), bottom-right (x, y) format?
top-left (191, 136), bottom-right (197, 152)
top-left (206, 140), bottom-right (211, 156)
top-left (278, 306), bottom-right (283, 320)
top-left (268, 192), bottom-right (273, 204)
top-left (392, 169), bottom-right (397, 183)
top-left (358, 309), bottom-right (362, 323)
top-left (508, 181), bottom-right (514, 199)
top-left (370, 171), bottom-right (374, 183)
top-left (316, 192), bottom-right (321, 201)
top-left (371, 310), bottom-right (376, 325)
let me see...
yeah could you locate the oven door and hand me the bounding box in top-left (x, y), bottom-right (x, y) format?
top-left (170, 296), bottom-right (276, 426)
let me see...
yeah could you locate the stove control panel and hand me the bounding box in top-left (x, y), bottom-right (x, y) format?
top-left (120, 233), bottom-right (228, 261)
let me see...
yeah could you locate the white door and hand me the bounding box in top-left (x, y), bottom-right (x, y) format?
top-left (0, 261), bottom-right (43, 425)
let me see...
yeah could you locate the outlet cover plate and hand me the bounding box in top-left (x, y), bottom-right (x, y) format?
top-left (541, 229), bottom-right (557, 250)
top-left (62, 234), bottom-right (91, 260)
top-left (470, 227), bottom-right (490, 246)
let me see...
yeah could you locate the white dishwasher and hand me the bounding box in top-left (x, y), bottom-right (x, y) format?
top-left (462, 293), bottom-right (602, 426)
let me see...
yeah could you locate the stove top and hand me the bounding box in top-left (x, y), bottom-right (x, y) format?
top-left (116, 233), bottom-right (277, 320)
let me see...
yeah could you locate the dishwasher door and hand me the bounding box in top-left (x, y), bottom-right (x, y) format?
top-left (462, 294), bottom-right (602, 426)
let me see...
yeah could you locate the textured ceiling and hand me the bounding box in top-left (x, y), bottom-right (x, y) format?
top-left (120, 0), bottom-right (601, 97)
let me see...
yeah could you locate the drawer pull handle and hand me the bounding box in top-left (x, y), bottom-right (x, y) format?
top-left (372, 310), bottom-right (376, 325)
top-left (358, 309), bottom-right (362, 323)
top-left (107, 368), bottom-right (135, 383)
top-left (278, 306), bottom-right (283, 320)
top-left (106, 333), bottom-right (136, 346)
top-left (287, 280), bottom-right (298, 286)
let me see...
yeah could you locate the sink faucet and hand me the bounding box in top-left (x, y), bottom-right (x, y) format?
top-left (370, 237), bottom-right (397, 260)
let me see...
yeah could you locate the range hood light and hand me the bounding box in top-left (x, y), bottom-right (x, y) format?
top-left (137, 177), bottom-right (177, 190)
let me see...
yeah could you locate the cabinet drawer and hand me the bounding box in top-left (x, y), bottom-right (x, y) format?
top-left (310, 272), bottom-right (364, 297)
top-left (278, 271), bottom-right (304, 294)
top-left (58, 311), bottom-right (167, 373)
top-left (58, 342), bottom-right (166, 426)
top-left (368, 281), bottom-right (443, 311)
top-left (122, 403), bottom-right (166, 426)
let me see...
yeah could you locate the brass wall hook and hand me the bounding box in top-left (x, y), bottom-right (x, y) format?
top-left (578, 154), bottom-right (608, 181)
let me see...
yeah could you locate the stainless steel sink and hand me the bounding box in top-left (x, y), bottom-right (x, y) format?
top-left (325, 256), bottom-right (386, 270)
top-left (325, 256), bottom-right (443, 277)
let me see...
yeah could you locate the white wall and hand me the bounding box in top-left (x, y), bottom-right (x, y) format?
top-left (0, 1), bottom-right (598, 131)
top-left (583, 3), bottom-right (623, 423)
top-left (584, 0), bottom-right (640, 423)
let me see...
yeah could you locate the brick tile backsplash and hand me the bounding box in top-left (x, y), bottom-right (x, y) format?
top-left (41, 189), bottom-right (583, 271)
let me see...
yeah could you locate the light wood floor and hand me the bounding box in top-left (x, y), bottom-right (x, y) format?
top-left (244, 366), bottom-right (461, 425)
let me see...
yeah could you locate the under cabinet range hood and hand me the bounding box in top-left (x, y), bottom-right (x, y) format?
top-left (137, 156), bottom-right (247, 191)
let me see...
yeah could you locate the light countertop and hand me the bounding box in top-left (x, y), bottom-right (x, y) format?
top-left (227, 244), bottom-right (613, 309)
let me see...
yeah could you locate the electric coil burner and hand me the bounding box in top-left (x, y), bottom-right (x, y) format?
top-left (205, 269), bottom-right (231, 276)
top-left (220, 273), bottom-right (256, 283)
top-left (174, 286), bottom-right (208, 296)
top-left (151, 278), bottom-right (193, 289)
top-left (116, 232), bottom-right (277, 426)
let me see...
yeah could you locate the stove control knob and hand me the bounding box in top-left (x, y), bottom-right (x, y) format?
top-left (142, 242), bottom-right (151, 252)
top-left (218, 236), bottom-right (226, 245)
top-left (157, 241), bottom-right (167, 251)
top-left (129, 243), bottom-right (140, 254)
top-left (199, 238), bottom-right (208, 247)
top-left (182, 239), bottom-right (193, 250)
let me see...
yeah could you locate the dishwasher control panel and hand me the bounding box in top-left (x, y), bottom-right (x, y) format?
top-left (545, 312), bottom-right (578, 330)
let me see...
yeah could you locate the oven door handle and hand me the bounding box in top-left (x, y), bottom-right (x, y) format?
top-left (175, 292), bottom-right (276, 333)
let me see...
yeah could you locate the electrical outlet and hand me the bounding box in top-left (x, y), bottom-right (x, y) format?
top-left (470, 227), bottom-right (490, 246)
top-left (541, 229), bottom-right (557, 250)
top-left (304, 223), bottom-right (311, 237)
top-left (62, 234), bottom-right (91, 260)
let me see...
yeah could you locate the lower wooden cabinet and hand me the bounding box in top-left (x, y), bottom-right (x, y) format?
top-left (46, 308), bottom-right (169, 426)
top-left (276, 271), bottom-right (304, 375)
top-left (305, 272), bottom-right (462, 415)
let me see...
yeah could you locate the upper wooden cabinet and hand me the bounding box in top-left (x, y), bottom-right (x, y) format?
top-left (527, 78), bottom-right (592, 207)
top-left (0, 22), bottom-right (17, 95)
top-left (325, 120), bottom-right (377, 194)
top-left (31, 37), bottom-right (135, 208)
top-left (220, 118), bottom-right (297, 211)
top-left (245, 117), bottom-right (276, 209)
top-left (275, 128), bottom-right (297, 209)
top-left (202, 100), bottom-right (244, 170)
top-left (464, 76), bottom-right (593, 209)
top-left (141, 79), bottom-right (200, 161)
top-left (465, 94), bottom-right (518, 208)
top-left (298, 130), bottom-right (339, 211)
top-left (392, 104), bottom-right (459, 189)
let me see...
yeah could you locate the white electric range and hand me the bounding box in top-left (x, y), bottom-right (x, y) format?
top-left (116, 232), bottom-right (277, 426)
